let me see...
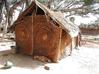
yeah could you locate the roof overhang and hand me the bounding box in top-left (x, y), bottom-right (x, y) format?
top-left (35, 0), bottom-right (79, 37)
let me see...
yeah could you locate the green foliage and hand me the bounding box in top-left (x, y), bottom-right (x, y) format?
top-left (37, 0), bottom-right (48, 3)
top-left (96, 0), bottom-right (99, 2)
top-left (83, 0), bottom-right (94, 5)
top-left (11, 0), bottom-right (17, 4)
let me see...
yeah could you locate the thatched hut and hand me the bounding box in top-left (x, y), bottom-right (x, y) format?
top-left (10, 0), bottom-right (80, 62)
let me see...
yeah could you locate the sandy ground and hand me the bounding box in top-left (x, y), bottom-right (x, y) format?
top-left (0, 40), bottom-right (99, 74)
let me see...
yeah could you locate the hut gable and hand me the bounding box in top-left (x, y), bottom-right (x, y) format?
top-left (15, 2), bottom-right (36, 22)
top-left (35, 0), bottom-right (79, 37)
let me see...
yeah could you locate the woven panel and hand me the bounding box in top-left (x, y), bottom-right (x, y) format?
top-left (15, 16), bottom-right (33, 55)
top-left (33, 15), bottom-right (62, 62)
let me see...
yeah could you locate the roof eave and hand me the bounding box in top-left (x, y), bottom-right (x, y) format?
top-left (35, 0), bottom-right (79, 37)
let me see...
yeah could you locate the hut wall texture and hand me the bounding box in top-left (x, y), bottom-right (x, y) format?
top-left (33, 14), bottom-right (62, 62)
top-left (15, 16), bottom-right (33, 55)
top-left (14, 3), bottom-right (73, 62)
top-left (15, 14), bottom-right (73, 62)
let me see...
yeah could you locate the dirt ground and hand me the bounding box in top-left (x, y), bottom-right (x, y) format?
top-left (0, 35), bottom-right (99, 74)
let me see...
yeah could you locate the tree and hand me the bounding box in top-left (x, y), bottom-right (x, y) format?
top-left (83, 0), bottom-right (94, 5)
top-left (0, 0), bottom-right (32, 34)
top-left (0, 0), bottom-right (99, 34)
top-left (47, 0), bottom-right (99, 15)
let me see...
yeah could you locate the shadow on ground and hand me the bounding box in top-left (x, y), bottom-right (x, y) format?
top-left (0, 53), bottom-right (45, 69)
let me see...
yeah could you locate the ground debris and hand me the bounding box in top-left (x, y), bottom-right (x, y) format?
top-left (44, 65), bottom-right (50, 70)
top-left (33, 56), bottom-right (51, 63)
top-left (0, 61), bottom-right (13, 69)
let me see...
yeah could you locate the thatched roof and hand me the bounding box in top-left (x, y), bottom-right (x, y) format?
top-left (42, 0), bottom-right (99, 29)
top-left (10, 0), bottom-right (79, 37)
top-left (35, 0), bottom-right (79, 37)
